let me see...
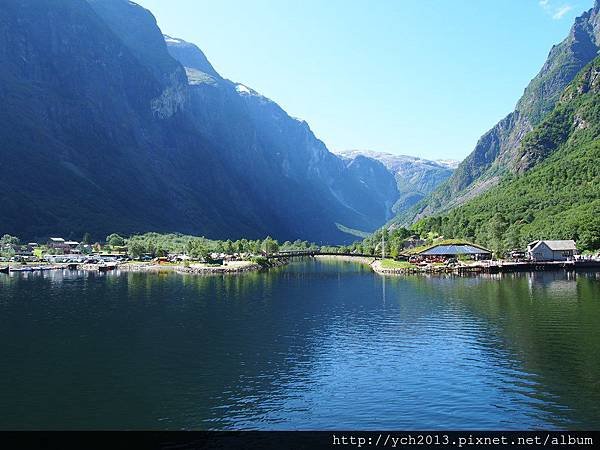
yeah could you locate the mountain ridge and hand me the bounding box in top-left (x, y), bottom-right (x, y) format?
top-left (394, 0), bottom-right (600, 226)
top-left (163, 33), bottom-right (401, 241)
top-left (0, 0), bottom-right (401, 243)
top-left (412, 54), bottom-right (600, 251)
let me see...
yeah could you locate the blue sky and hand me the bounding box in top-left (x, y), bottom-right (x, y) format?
top-left (136, 0), bottom-right (593, 161)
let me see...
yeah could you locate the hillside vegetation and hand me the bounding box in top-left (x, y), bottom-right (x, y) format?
top-left (412, 58), bottom-right (600, 253)
top-left (393, 2), bottom-right (600, 226)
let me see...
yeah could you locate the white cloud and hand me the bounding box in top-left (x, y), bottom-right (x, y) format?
top-left (538, 0), bottom-right (573, 20)
top-left (552, 5), bottom-right (573, 19)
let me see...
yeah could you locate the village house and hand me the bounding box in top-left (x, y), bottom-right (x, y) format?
top-left (45, 239), bottom-right (81, 254)
top-left (47, 237), bottom-right (82, 254)
top-left (48, 237), bottom-right (68, 251)
top-left (65, 241), bottom-right (80, 254)
top-left (527, 240), bottom-right (577, 261)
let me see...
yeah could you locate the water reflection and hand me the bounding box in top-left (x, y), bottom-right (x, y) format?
top-left (0, 262), bottom-right (598, 430)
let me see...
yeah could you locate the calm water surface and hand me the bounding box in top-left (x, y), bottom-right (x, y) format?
top-left (0, 260), bottom-right (599, 430)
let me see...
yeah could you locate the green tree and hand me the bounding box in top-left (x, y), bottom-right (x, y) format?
top-left (237, 240), bottom-right (246, 253)
top-left (488, 213), bottom-right (508, 257)
top-left (188, 240), bottom-right (210, 261)
top-left (106, 233), bottom-right (125, 247)
top-left (0, 234), bottom-right (19, 247)
top-left (504, 226), bottom-right (522, 251)
top-left (146, 241), bottom-right (157, 257)
top-left (261, 236), bottom-right (279, 255)
top-left (128, 241), bottom-right (145, 259)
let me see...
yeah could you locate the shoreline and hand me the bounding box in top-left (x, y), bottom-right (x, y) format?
top-left (1, 259), bottom-right (289, 276)
top-left (370, 258), bottom-right (600, 276)
top-left (371, 259), bottom-right (456, 275)
top-left (117, 258), bottom-right (289, 275)
top-left (117, 261), bottom-right (260, 275)
top-left (3, 257), bottom-right (599, 278)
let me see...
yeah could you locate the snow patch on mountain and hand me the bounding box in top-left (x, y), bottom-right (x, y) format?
top-left (337, 150), bottom-right (459, 171)
top-left (235, 84), bottom-right (252, 94)
top-left (164, 35), bottom-right (183, 44)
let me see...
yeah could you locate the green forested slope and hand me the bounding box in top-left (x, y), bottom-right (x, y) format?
top-left (393, 2), bottom-right (600, 226)
top-left (412, 58), bottom-right (600, 252)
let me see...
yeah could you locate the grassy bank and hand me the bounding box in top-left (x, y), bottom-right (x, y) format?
top-left (379, 259), bottom-right (417, 270)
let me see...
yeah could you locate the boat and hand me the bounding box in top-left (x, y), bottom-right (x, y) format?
top-left (0, 266), bottom-right (9, 274)
top-left (67, 263), bottom-right (79, 270)
top-left (98, 264), bottom-right (117, 272)
top-left (10, 267), bottom-right (33, 272)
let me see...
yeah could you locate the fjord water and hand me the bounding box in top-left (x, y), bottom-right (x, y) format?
top-left (0, 260), bottom-right (599, 430)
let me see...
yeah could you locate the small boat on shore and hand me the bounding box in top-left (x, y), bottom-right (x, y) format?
top-left (98, 264), bottom-right (117, 272)
top-left (10, 267), bottom-right (34, 272)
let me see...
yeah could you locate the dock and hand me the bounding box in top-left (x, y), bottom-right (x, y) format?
top-left (483, 260), bottom-right (600, 273)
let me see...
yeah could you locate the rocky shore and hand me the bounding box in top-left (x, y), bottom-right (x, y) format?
top-left (370, 259), bottom-right (457, 275)
top-left (117, 261), bottom-right (257, 274)
top-left (116, 258), bottom-right (289, 275)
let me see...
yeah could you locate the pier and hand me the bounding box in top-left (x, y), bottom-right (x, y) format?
top-left (483, 260), bottom-right (600, 273)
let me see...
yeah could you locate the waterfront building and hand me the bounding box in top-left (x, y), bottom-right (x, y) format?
top-left (418, 243), bottom-right (492, 260)
top-left (527, 240), bottom-right (577, 261)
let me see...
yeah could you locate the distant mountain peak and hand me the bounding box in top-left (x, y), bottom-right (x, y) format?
top-left (337, 149), bottom-right (459, 170)
top-left (336, 150), bottom-right (457, 214)
top-left (162, 34), bottom-right (220, 80)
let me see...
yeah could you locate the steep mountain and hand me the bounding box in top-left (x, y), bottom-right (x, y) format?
top-left (0, 0), bottom-right (398, 243)
top-left (396, 1), bottom-right (600, 225)
top-left (414, 56), bottom-right (600, 251)
top-left (0, 0), bottom-right (247, 239)
top-left (337, 150), bottom-right (457, 212)
top-left (163, 35), bottom-right (400, 242)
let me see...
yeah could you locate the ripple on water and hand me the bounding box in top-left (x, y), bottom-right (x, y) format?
top-left (0, 263), bottom-right (599, 429)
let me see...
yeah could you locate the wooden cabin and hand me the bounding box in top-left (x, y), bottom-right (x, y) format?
top-left (527, 240), bottom-right (577, 261)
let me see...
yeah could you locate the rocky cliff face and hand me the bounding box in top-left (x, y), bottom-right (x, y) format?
top-left (0, 0), bottom-right (399, 243)
top-left (397, 0), bottom-right (600, 225)
top-left (516, 55), bottom-right (600, 173)
top-left (88, 0), bottom-right (189, 118)
top-left (163, 35), bottom-right (400, 242)
top-left (0, 0), bottom-right (264, 240)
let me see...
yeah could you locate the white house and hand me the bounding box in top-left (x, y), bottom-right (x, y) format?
top-left (527, 240), bottom-right (577, 261)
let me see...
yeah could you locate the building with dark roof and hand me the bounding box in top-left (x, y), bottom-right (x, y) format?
top-left (418, 243), bottom-right (492, 260)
